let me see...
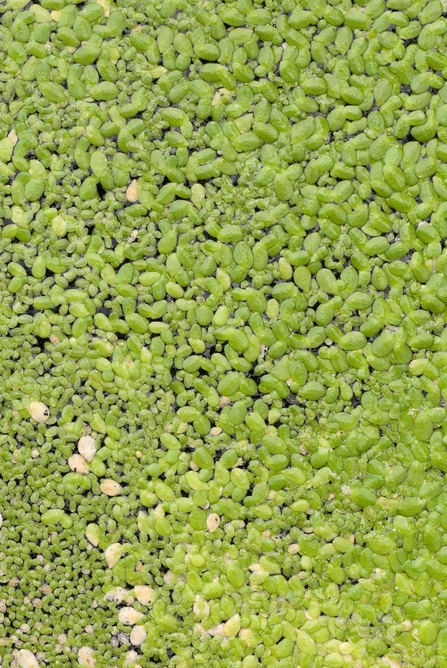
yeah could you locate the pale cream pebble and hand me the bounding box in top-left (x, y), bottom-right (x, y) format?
top-left (50, 334), bottom-right (59, 344)
top-left (341, 485), bottom-right (351, 495)
top-left (118, 607), bottom-right (145, 625)
top-left (78, 435), bottom-right (96, 462)
top-left (105, 543), bottom-right (124, 568)
top-left (85, 626), bottom-right (94, 636)
top-left (206, 513), bottom-right (220, 533)
top-left (130, 625), bottom-right (147, 646)
top-left (126, 180), bottom-right (139, 202)
top-left (28, 402), bottom-right (49, 422)
top-left (20, 624), bottom-right (31, 633)
top-left (7, 129), bottom-right (18, 145)
top-left (16, 650), bottom-right (40, 668)
top-left (100, 479), bottom-right (123, 496)
top-left (127, 230), bottom-right (138, 243)
top-left (288, 544), bottom-right (300, 555)
top-left (78, 646), bottom-right (96, 667)
top-left (31, 450), bottom-right (40, 459)
top-left (135, 450), bottom-right (142, 458)
top-left (262, 530), bottom-right (270, 538)
top-left (68, 454), bottom-right (89, 474)
top-left (219, 396), bottom-right (231, 407)
top-left (124, 651), bottom-right (140, 665)
top-left (104, 587), bottom-right (129, 605)
top-left (209, 427), bottom-right (222, 436)
top-left (134, 586), bottom-right (155, 606)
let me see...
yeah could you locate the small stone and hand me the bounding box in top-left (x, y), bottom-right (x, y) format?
top-left (77, 435), bottom-right (96, 462)
top-left (78, 646), bottom-right (96, 667)
top-left (68, 454), bottom-right (89, 474)
top-left (118, 607), bottom-right (145, 625)
top-left (28, 402), bottom-right (50, 423)
top-left (130, 625), bottom-right (147, 646)
top-left (126, 180), bottom-right (138, 202)
top-left (100, 479), bottom-right (123, 496)
top-left (134, 585), bottom-right (155, 606)
top-left (206, 513), bottom-right (221, 533)
top-left (16, 649), bottom-right (40, 668)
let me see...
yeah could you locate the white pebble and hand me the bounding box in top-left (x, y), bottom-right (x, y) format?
top-left (104, 587), bottom-right (128, 604)
top-left (130, 625), bottom-right (147, 646)
top-left (206, 513), bottom-right (221, 533)
top-left (134, 585), bottom-right (155, 606)
top-left (100, 479), bottom-right (123, 496)
top-left (16, 650), bottom-right (39, 668)
top-left (78, 646), bottom-right (96, 667)
top-left (77, 435), bottom-right (96, 462)
top-left (126, 179), bottom-right (139, 202)
top-left (68, 454), bottom-right (89, 474)
top-left (118, 607), bottom-right (145, 625)
top-left (124, 651), bottom-right (139, 666)
top-left (209, 427), bottom-right (222, 436)
top-left (28, 402), bottom-right (49, 423)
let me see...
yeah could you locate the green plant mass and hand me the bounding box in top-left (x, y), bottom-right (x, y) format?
top-left (2, 0), bottom-right (447, 666)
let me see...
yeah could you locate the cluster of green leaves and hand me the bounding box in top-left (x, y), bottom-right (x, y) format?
top-left (2, 0), bottom-right (447, 666)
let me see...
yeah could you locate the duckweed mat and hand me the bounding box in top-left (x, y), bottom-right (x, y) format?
top-left (2, 0), bottom-right (447, 666)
